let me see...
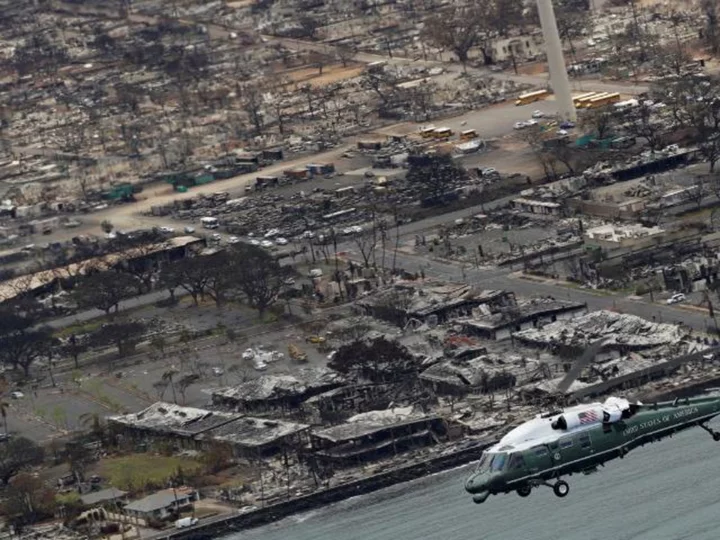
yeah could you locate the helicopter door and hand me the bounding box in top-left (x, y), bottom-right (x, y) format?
top-left (528, 446), bottom-right (553, 474)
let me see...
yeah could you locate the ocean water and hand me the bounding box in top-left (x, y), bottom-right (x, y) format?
top-left (225, 423), bottom-right (720, 540)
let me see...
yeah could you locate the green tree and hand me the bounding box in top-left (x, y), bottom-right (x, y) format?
top-left (0, 437), bottom-right (44, 485)
top-left (72, 271), bottom-right (139, 317)
top-left (406, 154), bottom-right (469, 204)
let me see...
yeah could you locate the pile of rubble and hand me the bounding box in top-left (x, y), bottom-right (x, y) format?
top-left (514, 310), bottom-right (688, 350)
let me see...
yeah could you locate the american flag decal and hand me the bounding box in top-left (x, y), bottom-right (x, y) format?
top-left (578, 410), bottom-right (599, 424)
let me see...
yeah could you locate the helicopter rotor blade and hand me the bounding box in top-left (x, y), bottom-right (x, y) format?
top-left (556, 339), bottom-right (606, 395)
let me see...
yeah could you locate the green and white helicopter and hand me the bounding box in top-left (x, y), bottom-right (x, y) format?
top-left (465, 341), bottom-right (720, 504)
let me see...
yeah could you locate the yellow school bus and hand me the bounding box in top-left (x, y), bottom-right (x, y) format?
top-left (515, 89), bottom-right (551, 106)
top-left (576, 92), bottom-right (608, 108)
top-left (419, 125), bottom-right (436, 138)
top-left (573, 92), bottom-right (599, 106)
top-left (432, 127), bottom-right (453, 139)
top-left (585, 92), bottom-right (621, 109)
top-left (459, 129), bottom-right (478, 141)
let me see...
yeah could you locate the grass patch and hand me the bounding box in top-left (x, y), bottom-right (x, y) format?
top-left (54, 318), bottom-right (106, 339)
top-left (97, 455), bottom-right (203, 491)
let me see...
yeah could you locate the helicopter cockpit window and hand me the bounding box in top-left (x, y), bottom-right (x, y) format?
top-left (490, 453), bottom-right (507, 471)
top-left (534, 447), bottom-right (549, 457)
top-left (509, 454), bottom-right (526, 469)
top-left (474, 452), bottom-right (489, 472)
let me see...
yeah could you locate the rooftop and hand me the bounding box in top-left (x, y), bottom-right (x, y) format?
top-left (585, 223), bottom-right (664, 242)
top-left (123, 487), bottom-right (196, 514)
top-left (513, 310), bottom-right (687, 349)
top-left (211, 367), bottom-right (345, 403)
top-left (196, 416), bottom-right (310, 448)
top-left (108, 402), bottom-right (241, 437)
top-left (460, 297), bottom-right (586, 330)
top-left (0, 236), bottom-right (202, 303)
top-left (312, 406), bottom-right (440, 443)
top-left (80, 487), bottom-right (127, 507)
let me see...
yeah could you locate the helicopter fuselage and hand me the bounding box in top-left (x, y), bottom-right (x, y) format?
top-left (465, 395), bottom-right (720, 503)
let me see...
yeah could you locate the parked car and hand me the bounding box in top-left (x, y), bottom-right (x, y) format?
top-left (241, 348), bottom-right (255, 360)
top-left (227, 236), bottom-right (241, 245)
top-left (159, 226), bottom-right (175, 234)
top-left (513, 121), bottom-right (528, 130)
top-left (559, 120), bottom-right (576, 129)
top-left (264, 228), bottom-right (280, 238)
top-left (10, 391), bottom-right (23, 399)
top-left (666, 293), bottom-right (686, 305)
top-left (481, 167), bottom-right (498, 177)
top-left (526, 119), bottom-right (539, 126)
top-left (275, 237), bottom-right (289, 245)
top-left (184, 226), bottom-right (195, 234)
top-left (212, 367), bottom-right (224, 376)
top-left (531, 110), bottom-right (545, 118)
top-left (260, 240), bottom-right (274, 248)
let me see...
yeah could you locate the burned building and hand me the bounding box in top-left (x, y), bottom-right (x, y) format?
top-left (459, 297), bottom-right (587, 341)
top-left (108, 402), bottom-right (309, 458)
top-left (355, 281), bottom-right (515, 326)
top-left (310, 407), bottom-right (446, 467)
top-left (302, 383), bottom-right (397, 423)
top-left (195, 417), bottom-right (311, 459)
top-left (108, 402), bottom-right (241, 448)
top-left (211, 368), bottom-right (345, 413)
top-left (420, 353), bottom-right (543, 396)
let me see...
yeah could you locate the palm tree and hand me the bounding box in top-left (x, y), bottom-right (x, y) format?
top-left (162, 369), bottom-right (179, 404)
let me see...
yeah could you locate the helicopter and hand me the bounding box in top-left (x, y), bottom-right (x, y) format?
top-left (464, 340), bottom-right (720, 504)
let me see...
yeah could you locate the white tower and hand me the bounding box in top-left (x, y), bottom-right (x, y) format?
top-left (536, 0), bottom-right (576, 121)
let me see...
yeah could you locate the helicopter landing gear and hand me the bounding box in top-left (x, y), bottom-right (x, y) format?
top-left (552, 480), bottom-right (570, 498)
top-left (516, 484), bottom-right (532, 498)
top-left (699, 422), bottom-right (720, 441)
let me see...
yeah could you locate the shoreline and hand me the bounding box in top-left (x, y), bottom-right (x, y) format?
top-left (153, 378), bottom-right (720, 539)
top-left (157, 437), bottom-right (496, 539)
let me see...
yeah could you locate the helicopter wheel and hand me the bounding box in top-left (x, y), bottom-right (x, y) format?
top-left (517, 484), bottom-right (532, 498)
top-left (553, 480), bottom-right (570, 498)
top-left (713, 433), bottom-right (720, 442)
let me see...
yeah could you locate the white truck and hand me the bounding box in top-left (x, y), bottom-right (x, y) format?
top-left (175, 517), bottom-right (199, 529)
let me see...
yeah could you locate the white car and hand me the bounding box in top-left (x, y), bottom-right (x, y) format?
top-left (302, 230), bottom-right (315, 239)
top-left (159, 226), bottom-right (175, 234)
top-left (227, 236), bottom-right (241, 245)
top-left (212, 367), bottom-right (224, 376)
top-left (666, 293), bottom-right (686, 305)
top-left (264, 228), bottom-right (280, 238)
top-left (184, 226), bottom-right (195, 234)
top-left (526, 119), bottom-right (539, 126)
top-left (253, 360), bottom-right (268, 371)
top-left (275, 237), bottom-right (289, 245)
top-left (260, 240), bottom-right (274, 248)
top-left (513, 121), bottom-right (528, 130)
top-left (481, 167), bottom-right (498, 177)
top-left (242, 348), bottom-right (255, 360)
top-left (10, 391), bottom-right (23, 399)
top-left (210, 233), bottom-right (222, 242)
top-left (531, 110), bottom-right (545, 119)
top-left (343, 225), bottom-right (363, 235)
top-left (250, 239), bottom-right (261, 246)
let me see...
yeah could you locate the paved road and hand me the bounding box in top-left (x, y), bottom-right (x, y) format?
top-left (228, 419), bottom-right (720, 540)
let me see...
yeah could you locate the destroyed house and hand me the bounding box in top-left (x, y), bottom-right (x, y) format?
top-left (108, 402), bottom-right (309, 458)
top-left (310, 407), bottom-right (446, 467)
top-left (356, 282), bottom-right (514, 325)
top-left (302, 383), bottom-right (396, 423)
top-left (195, 417), bottom-right (310, 458)
top-left (211, 369), bottom-right (345, 413)
top-left (459, 297), bottom-right (587, 341)
top-left (512, 310), bottom-right (688, 353)
top-left (420, 354), bottom-right (539, 395)
top-left (107, 402), bottom-right (241, 447)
